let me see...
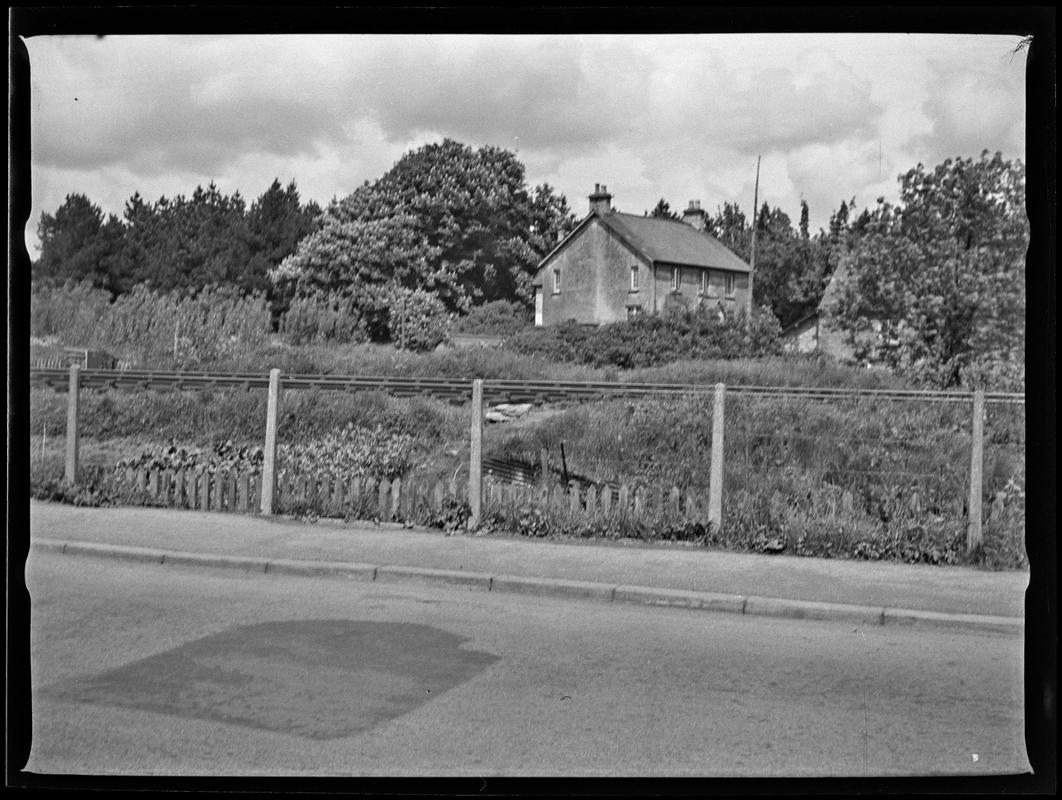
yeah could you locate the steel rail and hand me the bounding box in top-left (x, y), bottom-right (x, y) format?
top-left (28, 367), bottom-right (1026, 405)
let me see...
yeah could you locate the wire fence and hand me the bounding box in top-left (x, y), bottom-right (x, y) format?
top-left (37, 365), bottom-right (1026, 558)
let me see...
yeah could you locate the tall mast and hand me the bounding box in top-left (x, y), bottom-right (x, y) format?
top-left (747, 155), bottom-right (761, 316)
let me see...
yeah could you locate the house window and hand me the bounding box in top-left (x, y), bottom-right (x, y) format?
top-left (724, 273), bottom-right (735, 297)
top-left (630, 265), bottom-right (639, 291)
top-left (552, 269), bottom-right (561, 294)
top-left (699, 270), bottom-right (708, 296)
top-left (671, 266), bottom-right (681, 292)
top-left (626, 305), bottom-right (643, 320)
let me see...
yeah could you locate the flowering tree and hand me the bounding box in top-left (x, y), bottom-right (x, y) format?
top-left (827, 152), bottom-right (1027, 388)
top-left (272, 139), bottom-right (575, 342)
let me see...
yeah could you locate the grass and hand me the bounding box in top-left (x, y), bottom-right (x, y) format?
top-left (203, 341), bottom-right (921, 392)
top-left (482, 392), bottom-right (1026, 569)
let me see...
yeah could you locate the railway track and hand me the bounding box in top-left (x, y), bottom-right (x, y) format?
top-left (28, 367), bottom-right (1026, 406)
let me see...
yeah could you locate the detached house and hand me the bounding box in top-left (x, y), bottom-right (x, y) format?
top-left (532, 185), bottom-right (751, 326)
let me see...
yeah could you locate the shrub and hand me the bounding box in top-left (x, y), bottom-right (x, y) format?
top-left (281, 423), bottom-right (417, 482)
top-left (30, 280), bottom-right (112, 343)
top-left (957, 356), bottom-right (1026, 393)
top-left (30, 281), bottom-right (272, 368)
top-left (505, 306), bottom-right (783, 368)
top-left (452, 300), bottom-right (532, 336)
top-left (278, 291), bottom-right (367, 345)
top-left (505, 320), bottom-right (594, 363)
top-left (388, 287), bottom-right (452, 352)
top-left (113, 423), bottom-right (418, 484)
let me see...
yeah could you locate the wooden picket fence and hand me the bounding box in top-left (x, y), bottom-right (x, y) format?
top-left (120, 465), bottom-right (470, 521)
top-left (119, 465), bottom-right (705, 525)
top-left (122, 466), bottom-right (264, 513)
top-left (482, 475), bottom-right (706, 521)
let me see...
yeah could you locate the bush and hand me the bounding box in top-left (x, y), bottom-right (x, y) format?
top-left (278, 291), bottom-right (367, 345)
top-left (113, 423), bottom-right (418, 483)
top-left (388, 287), bottom-right (452, 352)
top-left (451, 300), bottom-right (532, 336)
top-left (30, 280), bottom-right (112, 343)
top-left (957, 356), bottom-right (1026, 393)
top-left (30, 281), bottom-right (272, 368)
top-left (505, 320), bottom-right (595, 363)
top-left (281, 423), bottom-right (417, 482)
top-left (505, 306), bottom-right (783, 368)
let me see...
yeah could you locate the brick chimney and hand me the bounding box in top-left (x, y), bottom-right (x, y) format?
top-left (589, 183), bottom-right (612, 215)
top-left (683, 200), bottom-right (706, 231)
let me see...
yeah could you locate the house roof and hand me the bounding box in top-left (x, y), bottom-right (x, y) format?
top-left (602, 212), bottom-right (751, 273)
top-left (816, 260), bottom-right (851, 316)
top-left (536, 210), bottom-right (751, 277)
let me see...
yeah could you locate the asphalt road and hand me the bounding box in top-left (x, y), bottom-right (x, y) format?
top-left (23, 550), bottom-right (1030, 777)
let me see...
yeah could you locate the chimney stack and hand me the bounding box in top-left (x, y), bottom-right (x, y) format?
top-left (589, 183), bottom-right (612, 215)
top-left (683, 199), bottom-right (706, 231)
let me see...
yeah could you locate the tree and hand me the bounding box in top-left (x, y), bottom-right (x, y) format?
top-left (244, 179), bottom-right (322, 294)
top-left (123, 182), bottom-right (255, 293)
top-left (705, 202), bottom-right (751, 261)
top-left (526, 181), bottom-right (578, 278)
top-left (274, 139), bottom-right (575, 341)
top-left (33, 193), bottom-right (130, 295)
top-left (828, 198), bottom-right (851, 243)
top-left (827, 151), bottom-right (1027, 387)
top-left (746, 202), bottom-right (835, 328)
top-left (646, 198), bottom-right (680, 220)
top-left (273, 212), bottom-right (443, 340)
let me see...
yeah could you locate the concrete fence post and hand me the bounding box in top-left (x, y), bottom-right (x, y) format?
top-left (260, 368), bottom-right (281, 515)
top-left (64, 364), bottom-right (80, 483)
top-left (967, 389), bottom-right (985, 551)
top-left (708, 382), bottom-right (726, 530)
top-left (469, 378), bottom-right (484, 529)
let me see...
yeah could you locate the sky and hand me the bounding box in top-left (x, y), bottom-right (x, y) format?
top-left (23, 33), bottom-right (1028, 258)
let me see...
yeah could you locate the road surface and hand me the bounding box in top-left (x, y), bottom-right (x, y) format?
top-left (23, 550), bottom-right (1029, 777)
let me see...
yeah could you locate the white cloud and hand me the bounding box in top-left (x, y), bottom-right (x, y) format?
top-left (911, 50), bottom-right (1026, 164)
top-left (23, 32), bottom-right (1028, 258)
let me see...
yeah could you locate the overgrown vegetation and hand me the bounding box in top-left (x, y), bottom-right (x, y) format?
top-left (483, 394), bottom-right (1026, 569)
top-left (506, 307), bottom-right (783, 368)
top-left (110, 424), bottom-right (418, 483)
top-left (31, 281), bottom-right (272, 367)
top-left (450, 300), bottom-right (531, 336)
top-left (277, 290), bottom-right (367, 345)
top-left (31, 380), bottom-right (1026, 570)
top-left (29, 386), bottom-right (467, 452)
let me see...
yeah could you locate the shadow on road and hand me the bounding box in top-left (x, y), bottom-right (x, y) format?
top-left (42, 620), bottom-right (500, 739)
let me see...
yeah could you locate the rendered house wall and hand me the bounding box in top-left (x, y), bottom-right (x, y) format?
top-left (538, 218), bottom-right (651, 325)
top-left (655, 265), bottom-right (749, 316)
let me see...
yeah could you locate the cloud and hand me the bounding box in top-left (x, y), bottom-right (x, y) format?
top-left (909, 50), bottom-right (1026, 164)
top-left (341, 35), bottom-right (655, 155)
top-left (786, 139), bottom-right (895, 223)
top-left (23, 33), bottom-right (1028, 256)
top-left (30, 36), bottom-right (351, 176)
